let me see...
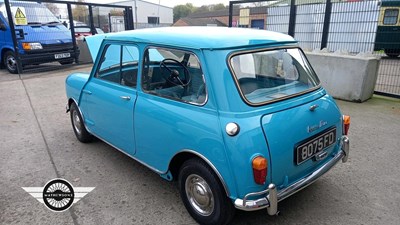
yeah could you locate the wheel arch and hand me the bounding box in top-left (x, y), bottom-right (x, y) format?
top-left (168, 150), bottom-right (230, 196)
top-left (67, 97), bottom-right (78, 109)
top-left (1, 47), bottom-right (13, 67)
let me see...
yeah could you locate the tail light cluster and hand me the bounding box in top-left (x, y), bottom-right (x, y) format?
top-left (342, 115), bottom-right (350, 135)
top-left (252, 156), bottom-right (267, 185)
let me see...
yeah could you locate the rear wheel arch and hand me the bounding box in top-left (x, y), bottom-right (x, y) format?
top-left (168, 150), bottom-right (230, 196)
top-left (68, 98), bottom-right (77, 109)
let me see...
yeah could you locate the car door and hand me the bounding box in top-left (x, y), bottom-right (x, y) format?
top-left (81, 43), bottom-right (140, 155)
top-left (133, 47), bottom-right (219, 171)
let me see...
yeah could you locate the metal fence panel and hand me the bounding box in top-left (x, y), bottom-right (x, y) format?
top-left (328, 1), bottom-right (379, 53)
top-left (229, 0), bottom-right (400, 98)
top-left (1, 0), bottom-right (133, 74)
top-left (266, 6), bottom-right (290, 34)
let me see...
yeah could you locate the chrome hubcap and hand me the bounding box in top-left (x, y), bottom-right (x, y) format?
top-left (72, 110), bottom-right (82, 135)
top-left (6, 55), bottom-right (16, 71)
top-left (185, 174), bottom-right (214, 216)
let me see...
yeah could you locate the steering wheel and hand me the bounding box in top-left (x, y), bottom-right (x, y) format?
top-left (160, 58), bottom-right (191, 87)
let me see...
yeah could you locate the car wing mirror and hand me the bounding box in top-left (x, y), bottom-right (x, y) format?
top-left (0, 23), bottom-right (6, 31)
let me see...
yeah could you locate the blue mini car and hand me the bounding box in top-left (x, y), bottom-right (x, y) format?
top-left (65, 27), bottom-right (350, 225)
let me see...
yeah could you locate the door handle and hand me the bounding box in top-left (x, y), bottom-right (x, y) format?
top-left (120, 96), bottom-right (131, 100)
top-left (82, 90), bottom-right (92, 95)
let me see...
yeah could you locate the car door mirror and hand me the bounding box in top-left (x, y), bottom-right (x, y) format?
top-left (0, 23), bottom-right (6, 31)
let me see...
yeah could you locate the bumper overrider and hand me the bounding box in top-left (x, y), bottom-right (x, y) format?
top-left (234, 135), bottom-right (350, 215)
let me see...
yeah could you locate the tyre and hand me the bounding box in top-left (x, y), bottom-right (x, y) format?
top-left (178, 158), bottom-right (235, 225)
top-left (70, 102), bottom-right (92, 143)
top-left (384, 49), bottom-right (400, 58)
top-left (3, 51), bottom-right (18, 74)
top-left (59, 59), bottom-right (75, 65)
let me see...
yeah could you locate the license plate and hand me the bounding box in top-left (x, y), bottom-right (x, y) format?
top-left (55, 53), bottom-right (71, 59)
top-left (296, 128), bottom-right (336, 165)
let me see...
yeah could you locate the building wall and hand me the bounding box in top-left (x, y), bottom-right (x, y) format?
top-left (194, 14), bottom-right (267, 28)
top-left (112, 0), bottom-right (173, 25)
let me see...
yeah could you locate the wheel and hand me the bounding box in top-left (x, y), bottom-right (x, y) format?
top-left (178, 158), bottom-right (235, 225)
top-left (3, 51), bottom-right (18, 74)
top-left (59, 59), bottom-right (74, 65)
top-left (384, 49), bottom-right (400, 58)
top-left (70, 102), bottom-right (92, 143)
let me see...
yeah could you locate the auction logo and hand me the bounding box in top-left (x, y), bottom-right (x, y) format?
top-left (22, 178), bottom-right (95, 212)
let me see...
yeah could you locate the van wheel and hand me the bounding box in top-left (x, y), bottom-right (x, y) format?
top-left (384, 49), bottom-right (400, 58)
top-left (70, 102), bottom-right (92, 143)
top-left (178, 158), bottom-right (235, 225)
top-left (3, 51), bottom-right (18, 74)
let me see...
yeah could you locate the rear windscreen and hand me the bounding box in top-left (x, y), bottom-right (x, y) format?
top-left (229, 48), bottom-right (320, 105)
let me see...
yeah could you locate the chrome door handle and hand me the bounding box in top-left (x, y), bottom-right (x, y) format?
top-left (82, 90), bottom-right (92, 95)
top-left (120, 96), bottom-right (131, 100)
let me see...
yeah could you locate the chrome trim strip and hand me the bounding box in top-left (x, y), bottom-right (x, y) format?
top-left (68, 98), bottom-right (165, 174)
top-left (234, 135), bottom-right (349, 212)
top-left (90, 132), bottom-right (164, 174)
top-left (170, 150), bottom-right (230, 196)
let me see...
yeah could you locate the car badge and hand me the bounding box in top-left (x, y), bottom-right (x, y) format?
top-left (307, 120), bottom-right (328, 133)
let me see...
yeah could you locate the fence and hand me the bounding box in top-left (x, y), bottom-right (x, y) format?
top-left (1, 0), bottom-right (134, 74)
top-left (228, 0), bottom-right (400, 98)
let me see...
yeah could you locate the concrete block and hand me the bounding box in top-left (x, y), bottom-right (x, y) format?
top-left (305, 52), bottom-right (380, 102)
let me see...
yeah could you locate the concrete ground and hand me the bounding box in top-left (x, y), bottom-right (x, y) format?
top-left (0, 65), bottom-right (399, 225)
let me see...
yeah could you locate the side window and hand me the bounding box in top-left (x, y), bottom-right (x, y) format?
top-left (383, 9), bottom-right (399, 25)
top-left (96, 44), bottom-right (139, 88)
top-left (142, 47), bottom-right (207, 105)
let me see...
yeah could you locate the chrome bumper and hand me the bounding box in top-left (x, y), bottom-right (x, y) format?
top-left (234, 135), bottom-right (350, 215)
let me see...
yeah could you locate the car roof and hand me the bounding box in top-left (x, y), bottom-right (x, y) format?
top-left (103, 26), bottom-right (297, 50)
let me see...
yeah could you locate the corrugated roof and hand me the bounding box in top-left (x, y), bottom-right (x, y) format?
top-left (178, 17), bottom-right (227, 26)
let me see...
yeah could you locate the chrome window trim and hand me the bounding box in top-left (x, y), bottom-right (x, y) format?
top-left (140, 45), bottom-right (209, 107)
top-left (94, 42), bottom-right (140, 90)
top-left (227, 45), bottom-right (322, 107)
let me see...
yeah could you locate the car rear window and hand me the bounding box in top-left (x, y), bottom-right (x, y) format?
top-left (229, 48), bottom-right (320, 105)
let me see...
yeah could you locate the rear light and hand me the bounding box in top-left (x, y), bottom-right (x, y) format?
top-left (252, 156), bottom-right (267, 185)
top-left (342, 115), bottom-right (350, 135)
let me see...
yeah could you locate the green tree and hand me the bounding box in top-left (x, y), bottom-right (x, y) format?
top-left (211, 3), bottom-right (227, 11)
top-left (44, 3), bottom-right (59, 16)
top-left (173, 3), bottom-right (195, 22)
top-left (194, 4), bottom-right (227, 13)
top-left (72, 0), bottom-right (88, 23)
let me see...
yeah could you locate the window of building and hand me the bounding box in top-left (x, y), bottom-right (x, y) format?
top-left (148, 16), bottom-right (159, 24)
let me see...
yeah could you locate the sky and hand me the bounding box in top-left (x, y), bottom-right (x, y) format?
top-left (102, 0), bottom-right (232, 8)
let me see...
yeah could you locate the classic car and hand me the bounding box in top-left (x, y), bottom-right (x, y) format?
top-left (65, 27), bottom-right (350, 225)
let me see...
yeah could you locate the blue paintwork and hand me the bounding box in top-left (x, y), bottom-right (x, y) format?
top-left (66, 27), bottom-right (344, 202)
top-left (0, 1), bottom-right (73, 65)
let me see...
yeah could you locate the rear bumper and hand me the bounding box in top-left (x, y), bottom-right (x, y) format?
top-left (234, 135), bottom-right (350, 215)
